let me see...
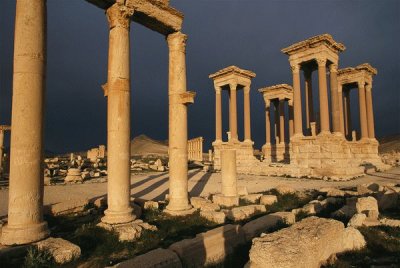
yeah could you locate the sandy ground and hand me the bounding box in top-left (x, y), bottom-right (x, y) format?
top-left (0, 166), bottom-right (399, 217)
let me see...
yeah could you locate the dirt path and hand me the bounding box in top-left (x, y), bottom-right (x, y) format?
top-left (1, 167), bottom-right (399, 217)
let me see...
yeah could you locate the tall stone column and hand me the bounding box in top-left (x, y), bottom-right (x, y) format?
top-left (291, 63), bottom-right (303, 136)
top-left (264, 101), bottom-right (271, 145)
top-left (288, 101), bottom-right (294, 139)
top-left (165, 31), bottom-right (192, 213)
top-left (317, 57), bottom-right (330, 134)
top-left (244, 85), bottom-right (251, 141)
top-left (221, 149), bottom-right (237, 197)
top-left (1, 0), bottom-right (50, 245)
top-left (329, 63), bottom-right (341, 133)
top-left (102, 3), bottom-right (135, 225)
top-left (338, 84), bottom-right (345, 135)
top-left (304, 68), bottom-right (314, 130)
top-left (274, 101), bottom-right (280, 144)
top-left (229, 83), bottom-right (238, 141)
top-left (279, 99), bottom-right (285, 144)
top-left (0, 130), bottom-right (4, 174)
top-left (215, 86), bottom-right (222, 142)
top-left (358, 81), bottom-right (369, 140)
top-left (343, 89), bottom-right (352, 139)
top-left (365, 84), bottom-right (375, 139)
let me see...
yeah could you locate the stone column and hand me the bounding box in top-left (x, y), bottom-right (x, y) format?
top-left (165, 32), bottom-right (192, 213)
top-left (338, 84), bottom-right (345, 135)
top-left (291, 63), bottom-right (303, 136)
top-left (317, 57), bottom-right (330, 134)
top-left (274, 101), bottom-right (280, 144)
top-left (343, 89), bottom-right (352, 139)
top-left (304, 68), bottom-right (314, 130)
top-left (358, 81), bottom-right (369, 140)
top-left (288, 101), bottom-right (294, 139)
top-left (215, 86), bottom-right (222, 142)
top-left (279, 99), bottom-right (285, 144)
top-left (1, 0), bottom-right (50, 245)
top-left (102, 3), bottom-right (135, 225)
top-left (329, 63), bottom-right (341, 133)
top-left (244, 85), bottom-right (251, 141)
top-left (221, 149), bottom-right (237, 197)
top-left (365, 84), bottom-right (375, 139)
top-left (229, 83), bottom-right (238, 141)
top-left (264, 100), bottom-right (271, 145)
top-left (0, 130), bottom-right (4, 174)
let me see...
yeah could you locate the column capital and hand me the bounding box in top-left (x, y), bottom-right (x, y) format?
top-left (243, 85), bottom-right (250, 94)
top-left (288, 99), bottom-right (293, 106)
top-left (316, 57), bottom-right (327, 67)
top-left (106, 3), bottom-right (134, 30)
top-left (167, 31), bottom-right (187, 52)
top-left (337, 83), bottom-right (343, 93)
top-left (365, 83), bottom-right (372, 92)
top-left (290, 63), bottom-right (300, 74)
top-left (214, 85), bottom-right (222, 94)
top-left (357, 80), bottom-right (366, 89)
top-left (229, 82), bottom-right (237, 91)
top-left (329, 63), bottom-right (338, 73)
top-left (265, 99), bottom-right (271, 108)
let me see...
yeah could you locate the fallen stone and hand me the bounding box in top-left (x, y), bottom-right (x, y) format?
top-left (376, 190), bottom-right (398, 211)
top-left (241, 194), bottom-right (263, 204)
top-left (113, 248), bottom-right (182, 268)
top-left (200, 211), bottom-right (226, 224)
top-left (243, 212), bottom-right (295, 241)
top-left (190, 197), bottom-right (211, 209)
top-left (169, 224), bottom-right (246, 267)
top-left (144, 201), bottom-right (159, 210)
top-left (356, 196), bottom-right (379, 219)
top-left (347, 213), bottom-right (367, 227)
top-left (259, 195), bottom-right (278, 206)
top-left (44, 199), bottom-right (89, 216)
top-left (380, 218), bottom-right (400, 227)
top-left (97, 220), bottom-right (157, 242)
top-left (36, 237), bottom-right (81, 264)
top-left (275, 186), bottom-right (296, 195)
top-left (246, 217), bottom-right (366, 268)
top-left (93, 197), bottom-right (107, 208)
top-left (319, 187), bottom-right (345, 197)
top-left (212, 194), bottom-right (239, 207)
top-left (292, 201), bottom-right (322, 216)
top-left (200, 202), bottom-right (220, 212)
top-left (64, 168), bottom-right (83, 183)
top-left (227, 205), bottom-right (266, 221)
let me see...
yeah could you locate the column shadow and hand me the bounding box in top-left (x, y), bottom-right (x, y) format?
top-left (190, 171), bottom-right (213, 197)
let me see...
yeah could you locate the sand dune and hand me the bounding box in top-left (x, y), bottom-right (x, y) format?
top-left (130, 134), bottom-right (168, 156)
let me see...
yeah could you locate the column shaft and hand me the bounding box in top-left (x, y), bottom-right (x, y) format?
top-left (304, 69), bottom-right (314, 129)
top-left (291, 64), bottom-right (303, 135)
top-left (343, 89), bottom-right (352, 139)
top-left (330, 64), bottom-right (340, 133)
top-left (279, 100), bottom-right (285, 144)
top-left (365, 85), bottom-right (375, 139)
top-left (102, 4), bottom-right (135, 224)
top-left (338, 85), bottom-right (345, 134)
top-left (221, 149), bottom-right (237, 197)
top-left (274, 101), bottom-right (280, 144)
top-left (166, 32), bottom-right (191, 212)
top-left (289, 103), bottom-right (294, 139)
top-left (265, 103), bottom-right (271, 144)
top-left (215, 87), bottom-right (222, 142)
top-left (358, 82), bottom-right (369, 140)
top-left (0, 130), bottom-right (4, 173)
top-left (317, 58), bottom-right (330, 133)
top-left (244, 86), bottom-right (251, 141)
top-left (1, 0), bottom-right (49, 245)
top-left (229, 83), bottom-right (238, 141)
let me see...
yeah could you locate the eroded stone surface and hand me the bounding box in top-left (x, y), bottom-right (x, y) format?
top-left (36, 237), bottom-right (81, 264)
top-left (114, 248), bottom-right (182, 268)
top-left (227, 205), bottom-right (266, 221)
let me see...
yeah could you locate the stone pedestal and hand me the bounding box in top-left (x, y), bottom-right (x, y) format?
top-left (1, 0), bottom-right (50, 245)
top-left (64, 168), bottom-right (83, 182)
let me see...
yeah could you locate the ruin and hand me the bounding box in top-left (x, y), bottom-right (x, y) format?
top-left (0, 125), bottom-right (10, 178)
top-left (87, 145), bottom-right (106, 162)
top-left (188, 137), bottom-right (203, 162)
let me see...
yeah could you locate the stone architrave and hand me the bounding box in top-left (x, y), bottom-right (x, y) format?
top-left (101, 3), bottom-right (135, 225)
top-left (1, 0), bottom-right (50, 245)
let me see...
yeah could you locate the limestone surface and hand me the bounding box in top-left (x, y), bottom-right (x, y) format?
top-left (246, 217), bottom-right (365, 268)
top-left (36, 237), bottom-right (81, 264)
top-left (113, 248), bottom-right (182, 268)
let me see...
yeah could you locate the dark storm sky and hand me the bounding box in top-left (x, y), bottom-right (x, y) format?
top-left (0, 0), bottom-right (399, 153)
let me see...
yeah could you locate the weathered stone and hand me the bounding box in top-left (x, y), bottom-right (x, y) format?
top-left (200, 202), bottom-right (220, 212)
top-left (356, 196), bottom-right (379, 219)
top-left (144, 201), bottom-right (159, 210)
top-left (200, 211), bottom-right (226, 224)
top-left (238, 186), bottom-right (249, 196)
top-left (241, 194), bottom-right (263, 204)
top-left (380, 218), bottom-right (400, 227)
top-left (243, 212), bottom-right (295, 241)
top-left (347, 213), bottom-right (367, 227)
top-left (212, 194), bottom-right (239, 207)
top-left (292, 201), bottom-right (322, 215)
top-left (113, 248), bottom-right (182, 268)
top-left (44, 199), bottom-right (89, 216)
top-left (36, 237), bottom-right (81, 264)
top-left (227, 205), bottom-right (266, 221)
top-left (275, 186), bottom-right (296, 195)
top-left (190, 197), bottom-right (211, 209)
top-left (93, 197), bottom-right (107, 208)
top-left (246, 217), bottom-right (365, 268)
top-left (97, 220), bottom-right (157, 242)
top-left (169, 224), bottom-right (246, 267)
top-left (377, 190), bottom-right (398, 211)
top-left (319, 187), bottom-right (345, 197)
top-left (260, 195), bottom-right (278, 206)
top-left (64, 168), bottom-right (83, 182)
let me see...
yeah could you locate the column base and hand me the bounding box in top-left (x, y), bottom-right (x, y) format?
top-left (212, 194), bottom-right (239, 207)
top-left (163, 207), bottom-right (196, 216)
top-left (101, 207), bottom-right (135, 225)
top-left (1, 221), bottom-right (49, 245)
top-left (318, 131), bottom-right (331, 136)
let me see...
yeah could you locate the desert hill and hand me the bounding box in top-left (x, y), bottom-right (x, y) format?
top-left (130, 134), bottom-right (168, 156)
top-left (378, 134), bottom-right (400, 153)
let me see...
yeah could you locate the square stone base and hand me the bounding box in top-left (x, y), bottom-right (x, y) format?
top-left (97, 220), bottom-right (157, 241)
top-left (212, 194), bottom-right (239, 207)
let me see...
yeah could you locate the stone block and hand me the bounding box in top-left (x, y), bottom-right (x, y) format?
top-left (226, 205), bottom-right (266, 221)
top-left (275, 186), bottom-right (296, 195)
top-left (377, 190), bottom-right (398, 211)
top-left (237, 186), bottom-right (249, 196)
top-left (241, 194), bottom-right (262, 204)
top-left (144, 201), bottom-right (159, 210)
top-left (212, 194), bottom-right (239, 207)
top-left (190, 197), bottom-right (211, 209)
top-left (36, 237), bottom-right (81, 264)
top-left (97, 220), bottom-right (157, 242)
top-left (347, 213), bottom-right (367, 227)
top-left (114, 248), bottom-right (182, 268)
top-left (169, 224), bottom-right (246, 267)
top-left (356, 196), bottom-right (379, 219)
top-left (200, 202), bottom-right (220, 212)
top-left (44, 199), bottom-right (89, 216)
top-left (242, 212), bottom-right (295, 241)
top-left (200, 211), bottom-right (226, 224)
top-left (260, 195), bottom-right (278, 206)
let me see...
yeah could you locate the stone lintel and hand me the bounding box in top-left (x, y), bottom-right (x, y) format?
top-left (85, 0), bottom-right (183, 35)
top-left (210, 65), bottom-right (256, 89)
top-left (338, 63), bottom-right (377, 88)
top-left (259, 84), bottom-right (293, 102)
top-left (281, 33), bottom-right (345, 55)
